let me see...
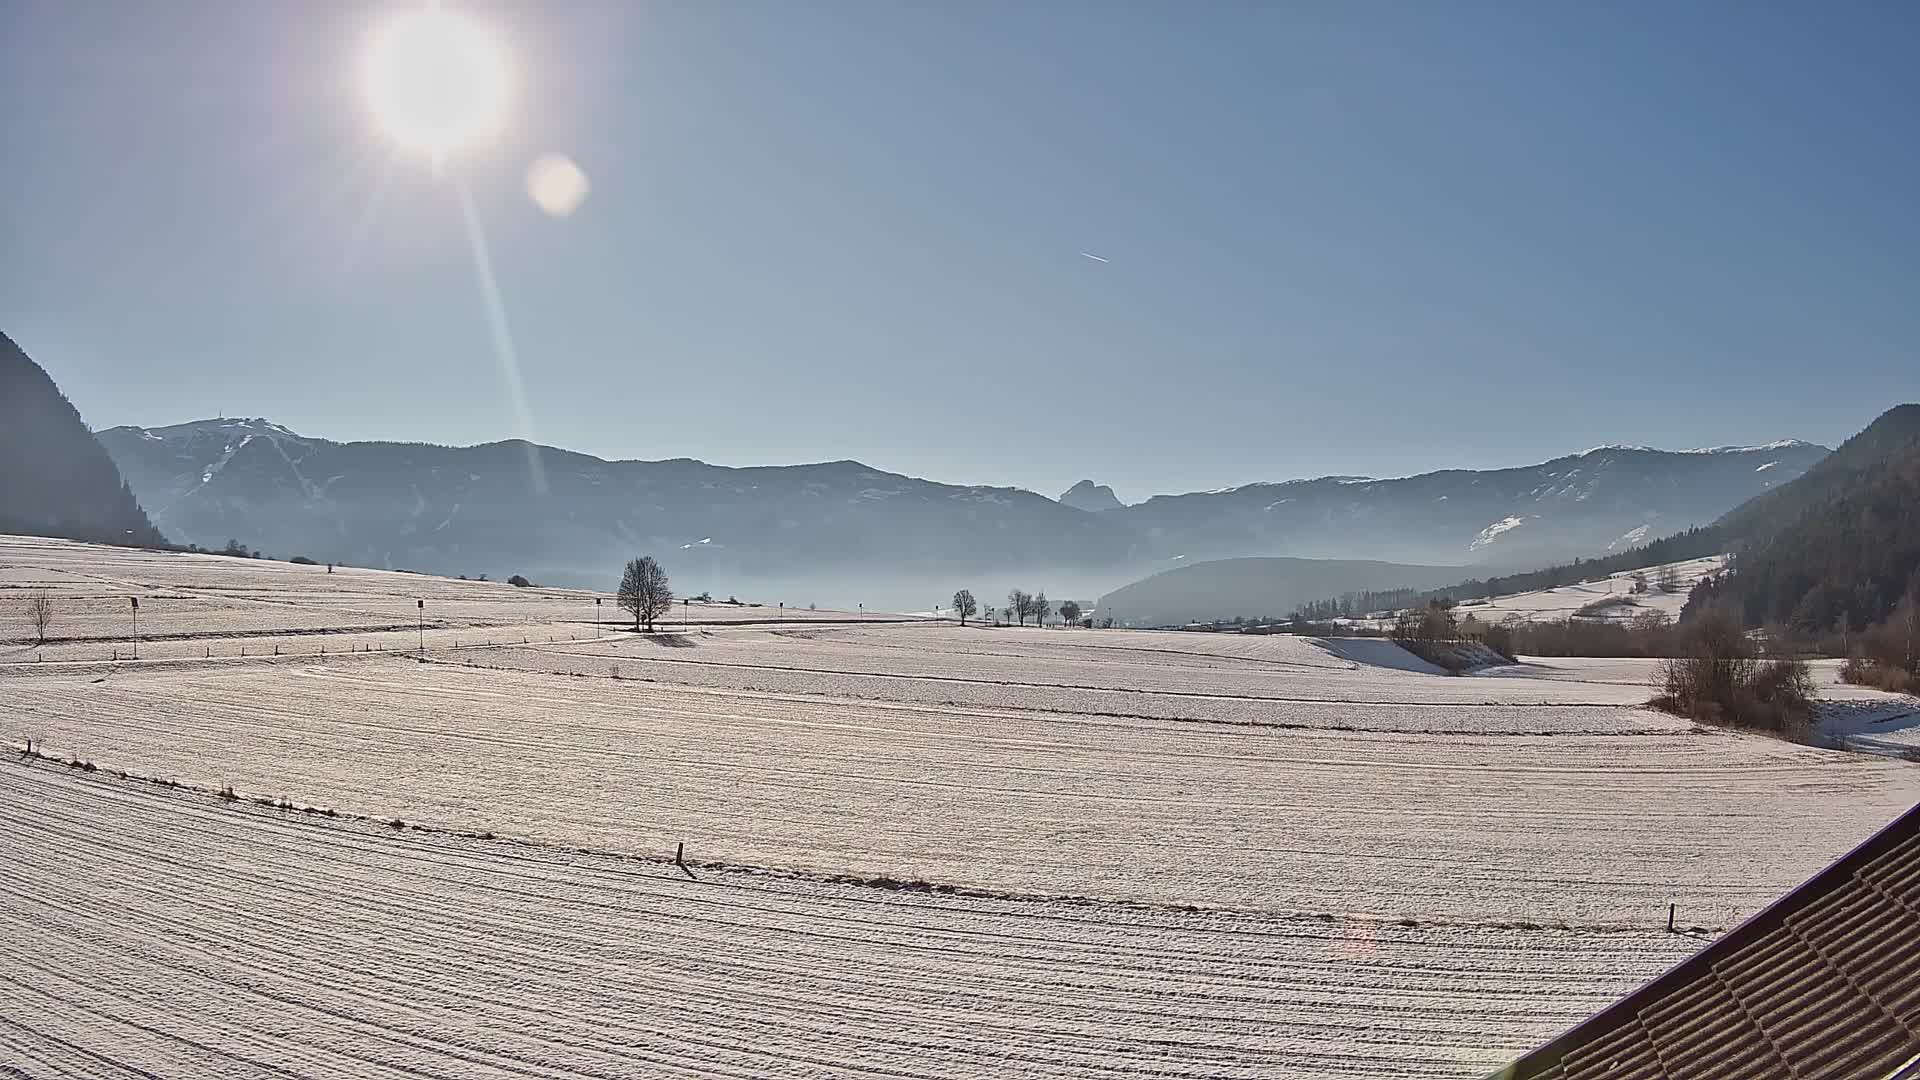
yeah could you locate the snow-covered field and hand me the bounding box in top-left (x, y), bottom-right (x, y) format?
top-left (0, 762), bottom-right (1697, 1080)
top-left (4, 537), bottom-right (1919, 1078)
top-left (1450, 554), bottom-right (1727, 625)
top-left (1818, 698), bottom-right (1920, 756)
top-left (0, 535), bottom-right (903, 662)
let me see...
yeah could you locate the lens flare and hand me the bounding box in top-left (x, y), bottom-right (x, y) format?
top-left (526, 154), bottom-right (591, 216)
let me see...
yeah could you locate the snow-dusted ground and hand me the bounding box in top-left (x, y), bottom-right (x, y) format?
top-left (10, 631), bottom-right (1918, 929)
top-left (0, 762), bottom-right (1700, 1080)
top-left (1449, 554), bottom-right (1727, 625)
top-left (1315, 635), bottom-right (1448, 673)
top-left (4, 536), bottom-right (1919, 1078)
top-left (1818, 697), bottom-right (1920, 756)
top-left (0, 536), bottom-right (901, 663)
top-left (512, 624), bottom-right (1661, 705)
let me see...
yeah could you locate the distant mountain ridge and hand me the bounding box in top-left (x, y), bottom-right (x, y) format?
top-left (98, 417), bottom-right (1120, 598)
top-left (0, 333), bottom-right (164, 548)
top-left (1107, 440), bottom-right (1826, 567)
top-left (97, 416), bottom-right (1825, 604)
top-left (1254, 403), bottom-right (1919, 628)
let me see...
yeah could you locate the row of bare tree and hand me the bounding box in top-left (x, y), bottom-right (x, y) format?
top-left (948, 589), bottom-right (1083, 628)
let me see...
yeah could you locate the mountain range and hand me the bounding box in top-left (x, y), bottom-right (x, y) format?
top-left (95, 415), bottom-right (1824, 606)
top-left (97, 418), bottom-right (1119, 605)
top-left (1102, 440), bottom-right (1825, 569)
top-left (4, 326), bottom-right (1899, 633)
top-left (1196, 403), bottom-right (1920, 633)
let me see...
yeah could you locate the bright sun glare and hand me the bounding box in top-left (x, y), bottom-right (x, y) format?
top-left (362, 8), bottom-right (510, 156)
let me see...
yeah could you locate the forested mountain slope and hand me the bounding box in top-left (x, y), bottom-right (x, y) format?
top-left (0, 332), bottom-right (165, 548)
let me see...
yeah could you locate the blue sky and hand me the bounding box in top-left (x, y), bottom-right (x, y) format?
top-left (4, 1), bottom-right (1915, 502)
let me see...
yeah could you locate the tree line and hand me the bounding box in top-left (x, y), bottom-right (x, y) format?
top-left (1293, 588), bottom-right (1424, 621)
top-left (949, 589), bottom-right (1084, 628)
top-left (1682, 445), bottom-right (1920, 691)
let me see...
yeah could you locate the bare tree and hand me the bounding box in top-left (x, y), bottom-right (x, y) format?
top-left (1654, 610), bottom-right (1812, 736)
top-left (26, 590), bottom-right (53, 647)
top-left (1655, 564), bottom-right (1682, 593)
top-left (1031, 592), bottom-right (1052, 628)
top-left (1058, 600), bottom-right (1082, 627)
top-left (951, 589), bottom-right (978, 626)
top-left (1008, 589), bottom-right (1031, 627)
top-left (618, 556), bottom-right (674, 632)
top-left (1394, 599), bottom-right (1456, 643)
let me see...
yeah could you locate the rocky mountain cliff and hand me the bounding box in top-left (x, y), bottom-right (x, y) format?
top-left (1058, 480), bottom-right (1124, 513)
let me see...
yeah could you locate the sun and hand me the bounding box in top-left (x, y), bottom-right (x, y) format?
top-left (362, 8), bottom-right (510, 157)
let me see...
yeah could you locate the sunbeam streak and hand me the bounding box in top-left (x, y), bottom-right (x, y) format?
top-left (453, 175), bottom-right (547, 495)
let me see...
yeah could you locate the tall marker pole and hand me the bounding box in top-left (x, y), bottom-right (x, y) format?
top-left (130, 596), bottom-right (139, 660)
top-left (417, 598), bottom-right (424, 655)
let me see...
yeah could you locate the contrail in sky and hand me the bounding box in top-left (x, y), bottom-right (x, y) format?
top-left (1080, 252), bottom-right (1110, 263)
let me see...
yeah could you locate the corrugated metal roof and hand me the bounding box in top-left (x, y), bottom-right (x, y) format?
top-left (1491, 800), bottom-right (1920, 1080)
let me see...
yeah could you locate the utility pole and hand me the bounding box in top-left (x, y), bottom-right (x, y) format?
top-left (1906, 594), bottom-right (1915, 673)
top-left (130, 596), bottom-right (139, 659)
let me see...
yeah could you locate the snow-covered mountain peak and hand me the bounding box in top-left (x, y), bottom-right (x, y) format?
top-left (137, 417), bottom-right (306, 441)
top-left (1579, 439), bottom-right (1815, 457)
